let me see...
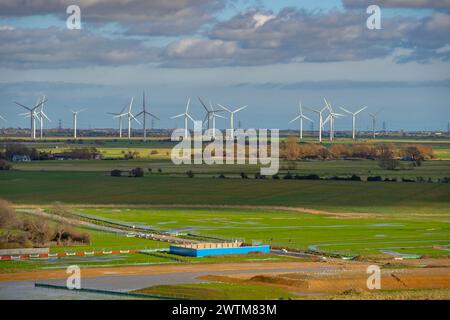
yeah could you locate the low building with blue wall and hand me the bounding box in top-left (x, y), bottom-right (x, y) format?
top-left (169, 242), bottom-right (270, 257)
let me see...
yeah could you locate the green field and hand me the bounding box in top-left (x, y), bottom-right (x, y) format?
top-left (1, 171), bottom-right (449, 214)
top-left (76, 207), bottom-right (450, 257)
top-left (133, 282), bottom-right (297, 300)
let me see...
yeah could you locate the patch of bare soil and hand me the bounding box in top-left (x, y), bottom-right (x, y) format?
top-left (200, 266), bottom-right (450, 296)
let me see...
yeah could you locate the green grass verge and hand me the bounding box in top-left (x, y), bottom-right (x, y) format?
top-left (133, 282), bottom-right (297, 300)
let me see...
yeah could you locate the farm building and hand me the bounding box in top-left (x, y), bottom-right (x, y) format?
top-left (169, 242), bottom-right (270, 257)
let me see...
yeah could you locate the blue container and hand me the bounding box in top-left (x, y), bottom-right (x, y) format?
top-left (169, 245), bottom-right (270, 257)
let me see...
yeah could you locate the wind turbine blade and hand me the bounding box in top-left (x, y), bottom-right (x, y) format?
top-left (0, 115), bottom-right (6, 121)
top-left (355, 106), bottom-right (367, 115)
top-left (215, 114), bottom-right (227, 120)
top-left (41, 112), bottom-right (51, 122)
top-left (340, 107), bottom-right (352, 114)
top-left (324, 98), bottom-right (332, 111)
top-left (375, 108), bottom-right (383, 116)
top-left (322, 115), bottom-right (331, 126)
top-left (136, 111), bottom-right (144, 117)
top-left (131, 114), bottom-right (141, 125)
top-left (198, 96), bottom-right (210, 112)
top-left (171, 113), bottom-right (185, 119)
top-left (186, 97), bottom-right (191, 113)
top-left (218, 104), bottom-right (231, 113)
top-left (33, 99), bottom-right (47, 110)
top-left (302, 115), bottom-right (314, 122)
top-left (128, 97), bottom-right (134, 113)
top-left (186, 113), bottom-right (195, 122)
top-left (304, 106), bottom-right (319, 114)
top-left (149, 113), bottom-right (160, 120)
top-left (234, 105), bottom-right (248, 113)
top-left (14, 102), bottom-right (32, 111)
top-left (289, 115), bottom-right (301, 123)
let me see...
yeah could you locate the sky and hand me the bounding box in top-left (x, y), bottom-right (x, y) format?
top-left (0, 0), bottom-right (449, 131)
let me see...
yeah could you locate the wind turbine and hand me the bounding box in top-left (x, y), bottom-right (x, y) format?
top-left (123, 97), bottom-right (141, 140)
top-left (369, 109), bottom-right (383, 139)
top-left (171, 98), bottom-right (194, 139)
top-left (289, 100), bottom-right (313, 141)
top-left (14, 97), bottom-right (47, 139)
top-left (323, 98), bottom-right (345, 141)
top-left (198, 97), bottom-right (226, 138)
top-left (109, 104), bottom-right (128, 138)
top-left (340, 106), bottom-right (367, 140)
top-left (71, 109), bottom-right (86, 139)
top-left (37, 96), bottom-right (51, 139)
top-left (305, 106), bottom-right (328, 143)
top-left (218, 104), bottom-right (248, 138)
top-left (136, 92), bottom-right (159, 141)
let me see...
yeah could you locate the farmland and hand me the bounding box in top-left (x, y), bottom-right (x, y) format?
top-left (75, 207), bottom-right (450, 257)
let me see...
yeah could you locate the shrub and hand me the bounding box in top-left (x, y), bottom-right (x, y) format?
top-left (218, 174), bottom-right (226, 179)
top-left (350, 175), bottom-right (361, 181)
top-left (283, 172), bottom-right (293, 180)
top-left (295, 174), bottom-right (320, 180)
top-left (130, 167), bottom-right (144, 177)
top-left (272, 174), bottom-right (280, 180)
top-left (367, 176), bottom-right (382, 182)
top-left (240, 172), bottom-right (248, 179)
top-left (110, 169), bottom-right (122, 177)
top-left (186, 170), bottom-right (195, 178)
top-left (0, 199), bottom-right (17, 228)
top-left (0, 160), bottom-right (12, 171)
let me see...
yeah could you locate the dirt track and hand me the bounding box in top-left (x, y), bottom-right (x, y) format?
top-left (0, 260), bottom-right (357, 282)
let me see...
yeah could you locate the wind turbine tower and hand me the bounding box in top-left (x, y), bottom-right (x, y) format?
top-left (218, 103), bottom-right (248, 138)
top-left (171, 98), bottom-right (194, 139)
top-left (198, 97), bottom-right (226, 139)
top-left (340, 106), bottom-right (367, 140)
top-left (71, 109), bottom-right (86, 139)
top-left (14, 97), bottom-right (47, 139)
top-left (305, 106), bottom-right (328, 143)
top-left (289, 100), bottom-right (313, 141)
top-left (323, 98), bottom-right (345, 142)
top-left (136, 92), bottom-right (159, 141)
top-left (369, 109), bottom-right (383, 139)
top-left (124, 97), bottom-right (141, 140)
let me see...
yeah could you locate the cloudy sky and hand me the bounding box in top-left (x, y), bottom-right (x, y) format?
top-left (0, 0), bottom-right (449, 131)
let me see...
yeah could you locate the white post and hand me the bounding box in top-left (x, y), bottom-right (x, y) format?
top-left (319, 114), bottom-right (322, 143)
top-left (300, 117), bottom-right (303, 141)
top-left (352, 115), bottom-right (356, 140)
top-left (230, 113), bottom-right (234, 138)
top-left (128, 116), bottom-right (131, 139)
top-left (40, 115), bottom-right (43, 139)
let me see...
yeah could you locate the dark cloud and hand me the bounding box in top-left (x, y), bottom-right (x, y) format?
top-left (233, 79), bottom-right (450, 90)
top-left (342, 0), bottom-right (450, 9)
top-left (0, 27), bottom-right (160, 68)
top-left (1, 5), bottom-right (450, 69)
top-left (0, 0), bottom-right (225, 36)
top-left (162, 8), bottom-right (450, 67)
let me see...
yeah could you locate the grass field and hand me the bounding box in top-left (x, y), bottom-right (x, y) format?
top-left (133, 282), bottom-right (297, 300)
top-left (76, 207), bottom-right (450, 257)
top-left (1, 171), bottom-right (449, 214)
